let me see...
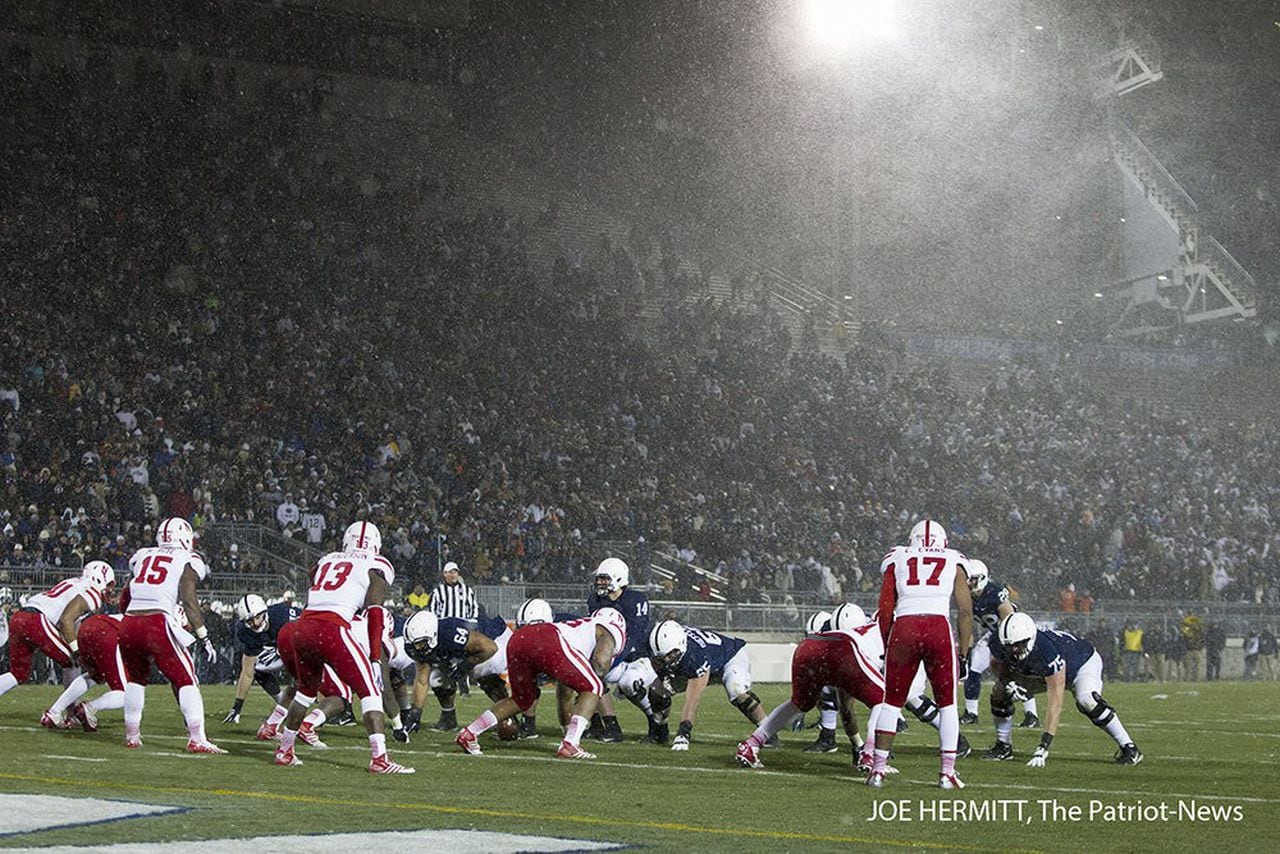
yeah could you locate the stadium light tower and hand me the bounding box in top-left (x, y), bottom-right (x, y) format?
top-left (804, 0), bottom-right (898, 51)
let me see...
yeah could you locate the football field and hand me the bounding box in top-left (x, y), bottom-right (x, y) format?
top-left (1, 681), bottom-right (1277, 853)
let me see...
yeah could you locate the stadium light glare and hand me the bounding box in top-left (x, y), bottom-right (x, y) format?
top-left (804, 0), bottom-right (898, 51)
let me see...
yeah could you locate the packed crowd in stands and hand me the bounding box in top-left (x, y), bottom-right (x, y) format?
top-left (2, 46), bottom-right (1279, 620)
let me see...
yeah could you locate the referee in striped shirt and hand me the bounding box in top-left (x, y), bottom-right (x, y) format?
top-left (430, 561), bottom-right (478, 700)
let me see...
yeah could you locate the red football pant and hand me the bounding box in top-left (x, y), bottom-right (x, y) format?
top-left (883, 614), bottom-right (957, 708)
top-left (6, 610), bottom-right (74, 682)
top-left (506, 623), bottom-right (603, 711)
top-left (118, 613), bottom-right (197, 689)
top-left (789, 636), bottom-right (885, 711)
top-left (287, 613), bottom-right (380, 701)
top-left (79, 614), bottom-right (127, 691)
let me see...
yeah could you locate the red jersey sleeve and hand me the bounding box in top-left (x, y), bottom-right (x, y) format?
top-left (877, 566), bottom-right (897, 644)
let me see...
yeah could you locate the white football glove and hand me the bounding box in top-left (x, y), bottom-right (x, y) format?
top-left (201, 638), bottom-right (218, 664)
top-left (1027, 746), bottom-right (1049, 768)
top-left (671, 735), bottom-right (690, 751)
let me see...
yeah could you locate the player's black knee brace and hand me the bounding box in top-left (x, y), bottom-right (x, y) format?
top-left (963, 670), bottom-right (983, 700)
top-left (731, 690), bottom-right (763, 721)
top-left (255, 672), bottom-right (281, 701)
top-left (1077, 692), bottom-right (1116, 728)
top-left (478, 675), bottom-right (508, 703)
top-left (648, 684), bottom-right (672, 724)
top-left (990, 697), bottom-right (1014, 721)
top-left (433, 685), bottom-right (457, 711)
top-left (908, 696), bottom-right (940, 725)
top-left (818, 690), bottom-right (838, 714)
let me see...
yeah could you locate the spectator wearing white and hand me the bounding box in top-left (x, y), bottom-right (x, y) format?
top-left (276, 494), bottom-right (300, 530)
top-left (299, 499), bottom-right (325, 545)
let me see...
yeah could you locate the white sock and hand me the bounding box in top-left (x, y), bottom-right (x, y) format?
top-left (995, 714), bottom-right (1014, 744)
top-left (0, 672), bottom-right (18, 696)
top-left (564, 714), bottom-right (588, 747)
top-left (266, 704), bottom-right (288, 725)
top-left (90, 690), bottom-right (125, 712)
top-left (749, 700), bottom-right (801, 747)
top-left (1105, 716), bottom-right (1133, 746)
top-left (820, 705), bottom-right (838, 731)
top-left (964, 698), bottom-right (979, 715)
top-left (369, 732), bottom-right (387, 759)
top-left (466, 709), bottom-right (499, 736)
top-left (279, 727), bottom-right (298, 751)
top-left (303, 708), bottom-right (327, 728)
top-left (51, 675), bottom-right (93, 715)
top-left (862, 703), bottom-right (884, 751)
top-left (178, 684), bottom-right (206, 741)
top-left (937, 704), bottom-right (959, 755)
top-left (1024, 697), bottom-right (1038, 716)
top-left (124, 683), bottom-right (146, 728)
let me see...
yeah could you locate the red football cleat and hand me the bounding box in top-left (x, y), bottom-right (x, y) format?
top-left (256, 721), bottom-right (280, 741)
top-left (274, 746), bottom-right (302, 767)
top-left (186, 739), bottom-right (228, 755)
top-left (556, 741), bottom-right (596, 760)
top-left (455, 729), bottom-right (483, 755)
top-left (369, 754), bottom-right (415, 774)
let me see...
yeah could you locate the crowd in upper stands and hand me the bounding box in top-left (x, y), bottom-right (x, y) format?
top-left (2, 43), bottom-right (1279, 616)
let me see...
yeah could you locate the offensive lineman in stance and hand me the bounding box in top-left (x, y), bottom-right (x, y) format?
top-left (868, 519), bottom-right (972, 789)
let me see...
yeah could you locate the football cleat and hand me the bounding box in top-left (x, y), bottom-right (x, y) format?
top-left (865, 770), bottom-right (886, 788)
top-left (735, 741), bottom-right (764, 769)
top-left (186, 739), bottom-right (228, 754)
top-left (274, 746), bottom-right (302, 766)
top-left (958, 711), bottom-right (979, 725)
top-left (124, 728), bottom-right (142, 749)
top-left (583, 715), bottom-right (606, 741)
top-left (455, 729), bottom-right (483, 755)
top-left (762, 733), bottom-right (781, 749)
top-left (297, 723), bottom-right (328, 749)
top-left (981, 741), bottom-right (1014, 761)
top-left (369, 754), bottom-right (416, 774)
top-left (1115, 743), bottom-right (1144, 765)
top-left (804, 728), bottom-right (838, 753)
top-left (256, 721), bottom-right (280, 741)
top-left (556, 741), bottom-right (596, 760)
top-left (956, 733), bottom-right (972, 759)
top-left (332, 708), bottom-right (357, 726)
top-left (519, 718), bottom-right (540, 740)
top-left (1019, 712), bottom-right (1041, 729)
top-left (72, 702), bottom-right (98, 733)
top-left (896, 717), bottom-right (909, 734)
top-left (939, 772), bottom-right (966, 790)
top-left (640, 721), bottom-right (668, 745)
top-left (599, 721), bottom-right (624, 743)
top-left (391, 727), bottom-right (410, 744)
top-left (856, 752), bottom-right (875, 773)
top-left (41, 709), bottom-right (67, 729)
top-left (431, 710), bottom-right (459, 732)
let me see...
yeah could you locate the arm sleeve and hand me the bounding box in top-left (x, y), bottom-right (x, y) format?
top-left (366, 605), bottom-right (387, 659)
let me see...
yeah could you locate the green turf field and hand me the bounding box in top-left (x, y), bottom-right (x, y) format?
top-left (0, 681), bottom-right (1276, 852)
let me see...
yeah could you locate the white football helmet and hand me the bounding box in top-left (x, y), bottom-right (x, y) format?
top-left (516, 597), bottom-right (554, 627)
top-left (965, 559), bottom-right (989, 594)
top-left (235, 593), bottom-right (269, 632)
top-left (998, 612), bottom-right (1037, 660)
top-left (831, 602), bottom-right (866, 631)
top-left (343, 520), bottom-right (382, 554)
top-left (593, 557), bottom-right (630, 596)
top-left (805, 610), bottom-right (833, 634)
top-left (81, 560), bottom-right (116, 593)
top-left (908, 519), bottom-right (947, 549)
top-left (157, 517), bottom-right (194, 550)
top-left (403, 610), bottom-right (440, 662)
top-left (649, 619), bottom-right (687, 664)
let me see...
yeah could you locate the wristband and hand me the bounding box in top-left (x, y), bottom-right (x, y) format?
top-left (677, 720), bottom-right (693, 739)
top-left (232, 698), bottom-right (244, 714)
top-left (69, 640), bottom-right (79, 653)
top-left (195, 625), bottom-right (209, 640)
top-left (1039, 732), bottom-right (1054, 751)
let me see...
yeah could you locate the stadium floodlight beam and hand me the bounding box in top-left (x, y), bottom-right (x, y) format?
top-left (804, 0), bottom-right (898, 51)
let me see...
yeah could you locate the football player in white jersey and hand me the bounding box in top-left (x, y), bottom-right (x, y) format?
top-left (272, 521), bottom-right (413, 774)
top-left (118, 518), bottom-right (224, 753)
top-left (868, 519), bottom-right (973, 789)
top-left (456, 601), bottom-right (625, 760)
top-left (2, 561), bottom-right (114, 706)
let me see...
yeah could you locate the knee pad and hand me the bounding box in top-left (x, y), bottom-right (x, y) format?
top-left (478, 674), bottom-right (508, 702)
top-left (359, 695), bottom-right (383, 718)
top-left (818, 687), bottom-right (838, 713)
top-left (1077, 691), bottom-right (1116, 727)
top-left (963, 670), bottom-right (983, 700)
top-left (433, 685), bottom-right (457, 709)
top-left (255, 671), bottom-right (282, 701)
top-left (908, 695), bottom-right (939, 725)
top-left (990, 696), bottom-right (1014, 720)
top-left (648, 684), bottom-right (672, 723)
top-left (731, 690), bottom-right (762, 720)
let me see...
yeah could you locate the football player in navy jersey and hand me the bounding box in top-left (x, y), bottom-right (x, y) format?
top-left (982, 613), bottom-right (1142, 766)
top-left (585, 558), bottom-right (653, 742)
top-left (401, 609), bottom-right (513, 733)
top-left (649, 620), bottom-right (766, 750)
top-left (961, 560), bottom-right (1039, 728)
top-left (222, 594), bottom-right (301, 736)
